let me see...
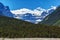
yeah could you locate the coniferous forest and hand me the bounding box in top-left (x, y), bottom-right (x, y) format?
top-left (0, 16), bottom-right (60, 38)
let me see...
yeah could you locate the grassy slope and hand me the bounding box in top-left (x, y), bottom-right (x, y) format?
top-left (0, 16), bottom-right (60, 38)
top-left (53, 20), bottom-right (60, 27)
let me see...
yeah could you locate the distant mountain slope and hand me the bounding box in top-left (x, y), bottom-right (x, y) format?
top-left (40, 6), bottom-right (60, 26)
top-left (0, 2), bottom-right (13, 17)
top-left (0, 15), bottom-right (60, 38)
top-left (53, 20), bottom-right (60, 26)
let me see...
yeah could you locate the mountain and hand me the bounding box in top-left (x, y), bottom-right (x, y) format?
top-left (40, 6), bottom-right (60, 27)
top-left (14, 13), bottom-right (42, 23)
top-left (0, 2), bottom-right (13, 17)
top-left (12, 7), bottom-right (56, 24)
top-left (0, 2), bottom-right (56, 24)
top-left (0, 2), bottom-right (60, 38)
top-left (47, 8), bottom-right (55, 14)
top-left (21, 13), bottom-right (37, 23)
top-left (47, 6), bottom-right (56, 14)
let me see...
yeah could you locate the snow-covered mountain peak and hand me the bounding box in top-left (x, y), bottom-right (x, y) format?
top-left (11, 6), bottom-right (57, 24)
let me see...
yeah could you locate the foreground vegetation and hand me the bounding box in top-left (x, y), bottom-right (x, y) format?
top-left (0, 16), bottom-right (60, 38)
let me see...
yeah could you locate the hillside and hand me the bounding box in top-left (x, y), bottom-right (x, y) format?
top-left (40, 6), bottom-right (60, 27)
top-left (0, 16), bottom-right (60, 38)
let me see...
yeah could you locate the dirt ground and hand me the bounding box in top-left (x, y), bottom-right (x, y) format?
top-left (0, 38), bottom-right (60, 40)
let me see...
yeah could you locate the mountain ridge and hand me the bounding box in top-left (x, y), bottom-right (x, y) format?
top-left (0, 2), bottom-right (13, 17)
top-left (40, 6), bottom-right (60, 26)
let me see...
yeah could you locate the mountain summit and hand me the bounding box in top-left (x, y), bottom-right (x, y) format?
top-left (0, 2), bottom-right (13, 17)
